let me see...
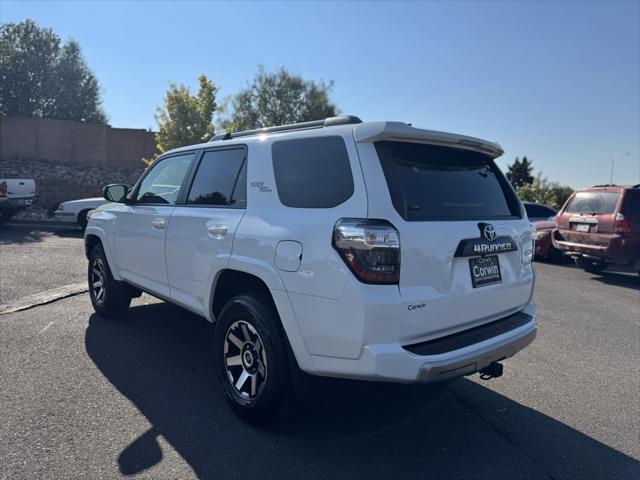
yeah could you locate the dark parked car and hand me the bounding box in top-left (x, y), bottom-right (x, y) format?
top-left (533, 219), bottom-right (563, 262)
top-left (552, 185), bottom-right (640, 274)
top-left (524, 202), bottom-right (557, 222)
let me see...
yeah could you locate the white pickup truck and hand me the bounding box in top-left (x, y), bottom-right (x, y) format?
top-left (0, 179), bottom-right (37, 224)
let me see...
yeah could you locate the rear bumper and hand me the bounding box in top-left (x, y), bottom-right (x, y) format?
top-left (54, 211), bottom-right (77, 223)
top-left (0, 197), bottom-right (34, 211)
top-left (552, 230), bottom-right (640, 264)
top-left (309, 303), bottom-right (537, 383)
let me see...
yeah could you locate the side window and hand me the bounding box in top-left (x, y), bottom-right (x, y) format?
top-left (526, 205), bottom-right (547, 218)
top-left (136, 153), bottom-right (194, 205)
top-left (187, 148), bottom-right (247, 207)
top-left (272, 136), bottom-right (354, 208)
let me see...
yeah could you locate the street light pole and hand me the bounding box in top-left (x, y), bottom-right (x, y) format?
top-left (609, 152), bottom-right (630, 185)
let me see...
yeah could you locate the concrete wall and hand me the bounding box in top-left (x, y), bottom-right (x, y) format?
top-left (0, 116), bottom-right (156, 168)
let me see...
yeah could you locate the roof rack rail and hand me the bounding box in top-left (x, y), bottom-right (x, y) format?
top-left (210, 115), bottom-right (362, 141)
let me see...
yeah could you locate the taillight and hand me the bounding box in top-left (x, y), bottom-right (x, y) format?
top-left (614, 213), bottom-right (632, 234)
top-left (555, 215), bottom-right (561, 228)
top-left (0, 181), bottom-right (6, 198)
top-left (333, 218), bottom-right (400, 284)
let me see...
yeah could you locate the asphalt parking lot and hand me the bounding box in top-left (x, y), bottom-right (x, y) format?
top-left (0, 223), bottom-right (638, 479)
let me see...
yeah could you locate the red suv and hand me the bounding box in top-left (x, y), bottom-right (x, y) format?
top-left (552, 185), bottom-right (640, 274)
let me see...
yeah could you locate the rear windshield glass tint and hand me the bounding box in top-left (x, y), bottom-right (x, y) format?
top-left (375, 141), bottom-right (518, 221)
top-left (565, 191), bottom-right (620, 214)
top-left (272, 136), bottom-right (354, 208)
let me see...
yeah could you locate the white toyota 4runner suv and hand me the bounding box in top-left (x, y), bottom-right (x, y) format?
top-left (85, 116), bottom-right (536, 423)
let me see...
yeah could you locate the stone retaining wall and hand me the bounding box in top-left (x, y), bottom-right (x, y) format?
top-left (0, 157), bottom-right (144, 209)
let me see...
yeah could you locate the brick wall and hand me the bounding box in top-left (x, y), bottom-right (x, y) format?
top-left (0, 116), bottom-right (156, 168)
top-left (0, 116), bottom-right (153, 209)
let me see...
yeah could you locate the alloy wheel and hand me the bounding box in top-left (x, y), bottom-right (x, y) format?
top-left (91, 257), bottom-right (106, 305)
top-left (224, 320), bottom-right (268, 400)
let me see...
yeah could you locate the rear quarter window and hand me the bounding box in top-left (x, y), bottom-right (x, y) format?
top-left (374, 141), bottom-right (520, 221)
top-left (272, 136), bottom-right (354, 208)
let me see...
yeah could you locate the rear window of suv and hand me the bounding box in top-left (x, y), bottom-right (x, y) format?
top-left (565, 191), bottom-right (620, 214)
top-left (375, 141), bottom-right (520, 221)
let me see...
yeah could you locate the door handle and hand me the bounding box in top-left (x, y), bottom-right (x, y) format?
top-left (151, 218), bottom-right (167, 230)
top-left (207, 224), bottom-right (228, 239)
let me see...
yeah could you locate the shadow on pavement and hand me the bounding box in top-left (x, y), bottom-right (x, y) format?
top-left (0, 223), bottom-right (82, 244)
top-left (589, 271), bottom-right (640, 291)
top-left (85, 303), bottom-right (639, 479)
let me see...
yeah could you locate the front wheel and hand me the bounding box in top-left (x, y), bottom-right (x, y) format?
top-left (214, 293), bottom-right (291, 424)
top-left (78, 210), bottom-right (90, 231)
top-left (0, 210), bottom-right (14, 224)
top-left (88, 245), bottom-right (132, 317)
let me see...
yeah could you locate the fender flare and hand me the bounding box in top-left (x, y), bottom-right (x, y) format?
top-left (84, 224), bottom-right (123, 281)
top-left (210, 255), bottom-right (316, 374)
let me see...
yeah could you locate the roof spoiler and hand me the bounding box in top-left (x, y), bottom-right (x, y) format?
top-left (353, 122), bottom-right (504, 158)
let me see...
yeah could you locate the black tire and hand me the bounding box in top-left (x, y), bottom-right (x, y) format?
top-left (575, 256), bottom-right (607, 274)
top-left (547, 245), bottom-right (563, 263)
top-left (0, 211), bottom-right (14, 224)
top-left (214, 293), bottom-right (291, 424)
top-left (78, 210), bottom-right (90, 231)
top-left (88, 245), bottom-right (132, 317)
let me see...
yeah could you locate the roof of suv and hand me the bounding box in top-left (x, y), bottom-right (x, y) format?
top-left (166, 115), bottom-right (504, 158)
top-left (575, 185), bottom-right (639, 193)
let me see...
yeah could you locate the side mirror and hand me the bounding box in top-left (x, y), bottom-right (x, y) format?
top-left (103, 184), bottom-right (129, 203)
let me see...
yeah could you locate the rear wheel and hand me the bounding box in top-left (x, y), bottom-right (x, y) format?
top-left (88, 245), bottom-right (132, 317)
top-left (575, 256), bottom-right (607, 274)
top-left (214, 293), bottom-right (291, 424)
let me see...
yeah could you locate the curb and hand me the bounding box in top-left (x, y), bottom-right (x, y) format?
top-left (0, 283), bottom-right (88, 315)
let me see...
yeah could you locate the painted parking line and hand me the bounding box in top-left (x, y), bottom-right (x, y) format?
top-left (0, 283), bottom-right (88, 315)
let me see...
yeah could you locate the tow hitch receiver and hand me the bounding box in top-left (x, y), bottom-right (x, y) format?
top-left (479, 362), bottom-right (504, 380)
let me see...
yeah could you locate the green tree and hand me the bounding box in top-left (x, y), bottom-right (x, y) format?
top-left (154, 74), bottom-right (218, 156)
top-left (0, 19), bottom-right (106, 123)
top-left (223, 66), bottom-right (337, 131)
top-left (506, 156), bottom-right (534, 189)
top-left (517, 173), bottom-right (573, 210)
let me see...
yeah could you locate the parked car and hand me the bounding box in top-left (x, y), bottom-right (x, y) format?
top-left (523, 202), bottom-right (557, 222)
top-left (85, 116), bottom-right (537, 423)
top-left (54, 197), bottom-right (108, 230)
top-left (532, 218), bottom-right (563, 262)
top-left (0, 178), bottom-right (37, 224)
top-left (552, 185), bottom-right (640, 274)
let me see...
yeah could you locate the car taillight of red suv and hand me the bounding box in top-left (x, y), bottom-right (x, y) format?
top-left (614, 213), bottom-right (632, 234)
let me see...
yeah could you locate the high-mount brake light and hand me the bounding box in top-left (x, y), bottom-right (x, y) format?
top-left (332, 219), bottom-right (400, 284)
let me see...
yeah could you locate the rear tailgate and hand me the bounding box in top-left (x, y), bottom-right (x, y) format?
top-left (2, 179), bottom-right (36, 199)
top-left (557, 190), bottom-right (621, 246)
top-left (354, 125), bottom-right (533, 342)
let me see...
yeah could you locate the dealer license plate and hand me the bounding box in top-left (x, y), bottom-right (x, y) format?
top-left (469, 255), bottom-right (502, 288)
